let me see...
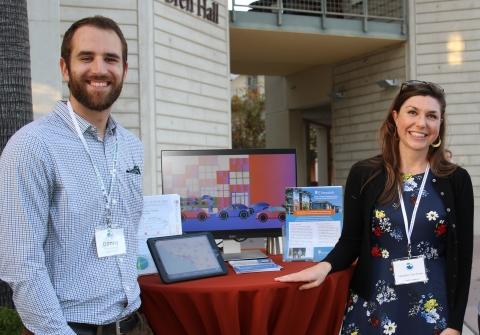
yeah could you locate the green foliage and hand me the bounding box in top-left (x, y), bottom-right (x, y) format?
top-left (0, 307), bottom-right (22, 335)
top-left (231, 89), bottom-right (265, 149)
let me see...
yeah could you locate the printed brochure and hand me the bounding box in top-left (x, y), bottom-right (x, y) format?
top-left (283, 186), bottom-right (343, 262)
top-left (228, 258), bottom-right (282, 274)
top-left (137, 194), bottom-right (182, 275)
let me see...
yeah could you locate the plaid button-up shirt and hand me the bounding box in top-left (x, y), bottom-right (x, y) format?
top-left (0, 101), bottom-right (143, 335)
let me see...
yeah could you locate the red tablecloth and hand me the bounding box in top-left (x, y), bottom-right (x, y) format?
top-left (139, 256), bottom-right (353, 335)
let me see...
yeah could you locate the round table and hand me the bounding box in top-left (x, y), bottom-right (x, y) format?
top-left (139, 255), bottom-right (354, 335)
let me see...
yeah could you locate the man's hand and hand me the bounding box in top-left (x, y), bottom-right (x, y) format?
top-left (274, 262), bottom-right (332, 290)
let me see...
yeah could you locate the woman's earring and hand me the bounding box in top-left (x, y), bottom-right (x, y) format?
top-left (431, 138), bottom-right (442, 148)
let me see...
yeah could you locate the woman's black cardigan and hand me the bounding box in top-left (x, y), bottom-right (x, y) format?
top-left (323, 158), bottom-right (474, 331)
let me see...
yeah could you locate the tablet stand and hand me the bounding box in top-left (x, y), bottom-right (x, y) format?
top-left (223, 239), bottom-right (241, 254)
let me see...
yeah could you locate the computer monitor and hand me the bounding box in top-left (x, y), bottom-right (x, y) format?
top-left (161, 149), bottom-right (297, 240)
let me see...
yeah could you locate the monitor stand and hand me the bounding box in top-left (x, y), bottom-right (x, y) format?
top-left (221, 239), bottom-right (267, 261)
top-left (266, 236), bottom-right (283, 255)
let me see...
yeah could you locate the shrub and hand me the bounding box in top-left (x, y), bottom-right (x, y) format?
top-left (0, 307), bottom-right (22, 335)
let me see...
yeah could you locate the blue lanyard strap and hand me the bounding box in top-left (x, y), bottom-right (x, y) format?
top-left (67, 101), bottom-right (118, 227)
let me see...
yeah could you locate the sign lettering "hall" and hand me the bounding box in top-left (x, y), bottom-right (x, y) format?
top-left (165, 0), bottom-right (219, 24)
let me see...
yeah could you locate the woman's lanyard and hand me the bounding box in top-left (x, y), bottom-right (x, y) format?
top-left (397, 163), bottom-right (430, 258)
top-left (67, 101), bottom-right (118, 228)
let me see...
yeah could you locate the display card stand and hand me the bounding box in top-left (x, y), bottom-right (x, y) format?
top-left (221, 239), bottom-right (267, 261)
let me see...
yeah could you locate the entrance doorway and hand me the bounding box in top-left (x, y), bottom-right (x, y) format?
top-left (306, 121), bottom-right (332, 186)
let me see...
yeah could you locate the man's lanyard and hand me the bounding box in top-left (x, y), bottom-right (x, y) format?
top-left (398, 163), bottom-right (430, 258)
top-left (67, 101), bottom-right (118, 227)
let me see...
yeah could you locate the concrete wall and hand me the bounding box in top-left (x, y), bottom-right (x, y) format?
top-left (286, 65), bottom-right (332, 110)
top-left (265, 65), bottom-right (332, 186)
top-left (409, 0), bottom-right (480, 233)
top-left (331, 44), bottom-right (406, 184)
top-left (265, 76), bottom-right (290, 147)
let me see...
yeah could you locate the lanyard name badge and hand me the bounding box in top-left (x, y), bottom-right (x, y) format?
top-left (392, 164), bottom-right (430, 286)
top-left (67, 101), bottom-right (126, 258)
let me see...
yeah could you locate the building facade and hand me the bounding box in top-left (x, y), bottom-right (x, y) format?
top-left (27, 1), bottom-right (479, 229)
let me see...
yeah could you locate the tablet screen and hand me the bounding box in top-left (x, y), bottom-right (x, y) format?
top-left (148, 233), bottom-right (227, 283)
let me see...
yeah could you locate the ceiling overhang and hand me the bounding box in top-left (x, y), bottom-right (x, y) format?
top-left (230, 12), bottom-right (406, 75)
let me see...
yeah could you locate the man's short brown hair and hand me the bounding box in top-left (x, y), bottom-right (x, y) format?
top-left (61, 16), bottom-right (128, 66)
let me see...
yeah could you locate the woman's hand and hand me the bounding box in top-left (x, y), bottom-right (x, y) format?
top-left (274, 262), bottom-right (332, 290)
top-left (439, 328), bottom-right (460, 335)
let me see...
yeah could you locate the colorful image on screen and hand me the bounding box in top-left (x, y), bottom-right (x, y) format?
top-left (161, 150), bottom-right (296, 238)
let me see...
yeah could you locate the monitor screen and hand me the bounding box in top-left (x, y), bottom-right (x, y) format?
top-left (161, 149), bottom-right (297, 239)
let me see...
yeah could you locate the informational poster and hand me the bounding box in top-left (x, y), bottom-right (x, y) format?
top-left (137, 194), bottom-right (182, 275)
top-left (283, 186), bottom-right (343, 262)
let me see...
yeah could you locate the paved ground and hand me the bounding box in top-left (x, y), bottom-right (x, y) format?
top-left (464, 234), bottom-right (479, 334)
top-left (464, 324), bottom-right (476, 335)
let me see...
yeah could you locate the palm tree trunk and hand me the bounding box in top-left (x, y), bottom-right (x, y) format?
top-left (0, 0), bottom-right (33, 308)
top-left (0, 0), bottom-right (33, 151)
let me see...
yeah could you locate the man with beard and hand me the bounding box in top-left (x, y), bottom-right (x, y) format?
top-left (0, 16), bottom-right (152, 335)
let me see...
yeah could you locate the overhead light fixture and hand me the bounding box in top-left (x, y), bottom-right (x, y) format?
top-left (376, 79), bottom-right (400, 89)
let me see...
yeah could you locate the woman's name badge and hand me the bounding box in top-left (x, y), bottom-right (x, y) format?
top-left (95, 227), bottom-right (127, 258)
top-left (392, 256), bottom-right (428, 285)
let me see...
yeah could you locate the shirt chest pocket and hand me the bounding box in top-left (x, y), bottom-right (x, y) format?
top-left (118, 170), bottom-right (143, 216)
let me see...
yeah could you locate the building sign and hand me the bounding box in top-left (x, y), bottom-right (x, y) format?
top-left (165, 0), bottom-right (219, 24)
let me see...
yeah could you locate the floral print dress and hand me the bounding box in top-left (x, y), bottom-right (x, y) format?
top-left (341, 172), bottom-right (449, 335)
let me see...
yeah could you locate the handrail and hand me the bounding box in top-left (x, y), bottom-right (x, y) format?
top-left (230, 0), bottom-right (406, 33)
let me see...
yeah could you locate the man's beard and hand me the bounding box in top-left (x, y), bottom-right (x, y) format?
top-left (68, 70), bottom-right (124, 111)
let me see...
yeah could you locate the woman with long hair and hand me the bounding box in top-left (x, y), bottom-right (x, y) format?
top-left (276, 81), bottom-right (473, 335)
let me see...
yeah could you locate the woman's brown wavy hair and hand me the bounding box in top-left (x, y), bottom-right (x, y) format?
top-left (365, 81), bottom-right (457, 204)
